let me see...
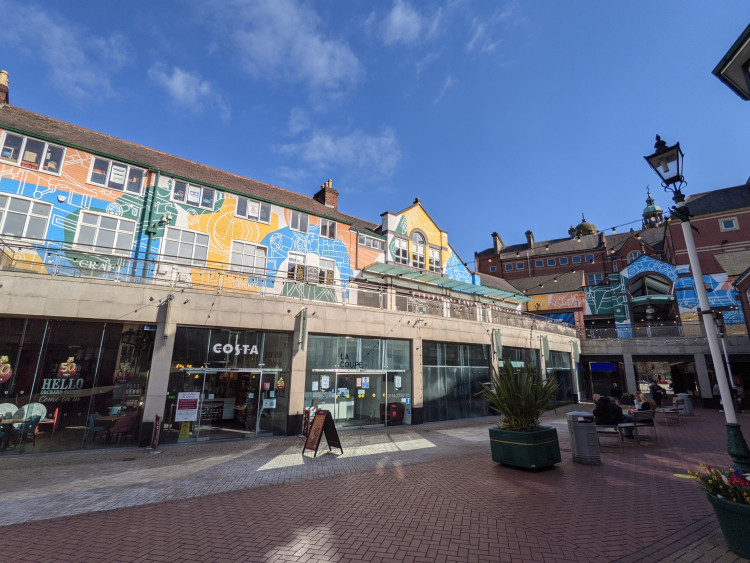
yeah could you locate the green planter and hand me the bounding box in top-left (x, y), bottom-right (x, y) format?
top-left (489, 426), bottom-right (561, 470)
top-left (706, 493), bottom-right (750, 558)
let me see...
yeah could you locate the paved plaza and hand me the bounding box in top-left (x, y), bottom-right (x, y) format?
top-left (1, 403), bottom-right (748, 562)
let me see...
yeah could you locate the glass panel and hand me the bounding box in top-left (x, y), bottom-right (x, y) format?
top-left (178, 243), bottom-right (193, 260)
top-left (180, 230), bottom-right (195, 244)
top-left (0, 194), bottom-right (7, 208)
top-left (196, 233), bottom-right (209, 246)
top-left (126, 169), bottom-right (143, 193)
top-left (31, 202), bottom-right (51, 217)
top-left (8, 198), bottom-right (30, 213)
top-left (100, 216), bottom-right (118, 231)
top-left (193, 245), bottom-right (207, 264)
top-left (42, 145), bottom-right (64, 173)
top-left (97, 228), bottom-right (116, 249)
top-left (77, 225), bottom-right (96, 247)
top-left (80, 212), bottom-right (96, 226)
top-left (259, 203), bottom-right (271, 223)
top-left (25, 216), bottom-right (47, 239)
top-left (201, 188), bottom-right (214, 209)
top-left (163, 239), bottom-right (178, 257)
top-left (115, 232), bottom-right (133, 252)
top-left (120, 220), bottom-right (135, 233)
top-left (0, 134), bottom-right (23, 162)
top-left (21, 139), bottom-right (44, 169)
top-left (90, 158), bottom-right (109, 185)
top-left (173, 181), bottom-right (187, 202)
top-left (107, 164), bottom-right (127, 190)
top-left (2, 212), bottom-right (26, 236)
top-left (236, 197), bottom-right (247, 217)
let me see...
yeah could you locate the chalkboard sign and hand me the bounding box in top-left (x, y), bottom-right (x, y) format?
top-left (302, 409), bottom-right (343, 457)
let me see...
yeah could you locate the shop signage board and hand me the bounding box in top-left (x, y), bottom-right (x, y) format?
top-left (175, 392), bottom-right (200, 422)
top-left (302, 409), bottom-right (343, 457)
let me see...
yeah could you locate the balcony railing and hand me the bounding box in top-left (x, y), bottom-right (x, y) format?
top-left (585, 322), bottom-right (706, 340)
top-left (0, 236), bottom-right (575, 335)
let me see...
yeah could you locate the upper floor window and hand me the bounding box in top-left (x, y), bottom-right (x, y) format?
top-left (171, 180), bottom-right (214, 210)
top-left (0, 133), bottom-right (65, 175)
top-left (627, 251), bottom-right (642, 264)
top-left (393, 237), bottom-right (409, 265)
top-left (516, 262), bottom-right (525, 270)
top-left (559, 257), bottom-right (569, 265)
top-left (411, 232), bottom-right (425, 269)
top-left (546, 258), bottom-right (556, 266)
top-left (74, 211), bottom-right (135, 255)
top-left (89, 157), bottom-right (144, 194)
top-left (489, 265), bottom-right (496, 272)
top-left (719, 217), bottom-right (738, 231)
top-left (587, 273), bottom-right (603, 286)
top-left (584, 254), bottom-right (595, 263)
top-left (287, 252), bottom-right (305, 280)
top-left (290, 210), bottom-right (309, 233)
top-left (320, 219), bottom-right (336, 240)
top-left (428, 248), bottom-right (441, 272)
top-left (0, 194), bottom-right (52, 240)
top-left (162, 227), bottom-right (209, 266)
top-left (505, 263), bottom-right (513, 271)
top-left (319, 258), bottom-right (335, 285)
top-left (358, 234), bottom-right (385, 251)
top-left (230, 241), bottom-right (267, 276)
top-left (535, 259), bottom-right (544, 268)
top-left (572, 255), bottom-right (582, 264)
top-left (236, 196), bottom-right (271, 224)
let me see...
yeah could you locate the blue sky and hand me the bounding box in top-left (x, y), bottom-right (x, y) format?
top-left (2, 1), bottom-right (749, 267)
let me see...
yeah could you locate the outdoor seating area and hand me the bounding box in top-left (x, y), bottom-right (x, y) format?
top-left (595, 395), bottom-right (685, 449)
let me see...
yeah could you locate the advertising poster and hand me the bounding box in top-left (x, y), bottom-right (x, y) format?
top-left (175, 391), bottom-right (200, 422)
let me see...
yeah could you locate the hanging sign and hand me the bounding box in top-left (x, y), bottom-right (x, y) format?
top-left (0, 356), bottom-right (12, 384)
top-left (302, 409), bottom-right (343, 457)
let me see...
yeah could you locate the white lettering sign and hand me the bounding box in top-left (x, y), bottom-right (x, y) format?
top-left (212, 343), bottom-right (259, 356)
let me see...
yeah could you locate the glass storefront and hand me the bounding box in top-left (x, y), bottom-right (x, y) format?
top-left (500, 346), bottom-right (540, 374)
top-left (422, 341), bottom-right (490, 422)
top-left (0, 318), bottom-right (154, 455)
top-left (548, 350), bottom-right (576, 403)
top-left (304, 335), bottom-right (412, 427)
top-left (162, 327), bottom-right (292, 443)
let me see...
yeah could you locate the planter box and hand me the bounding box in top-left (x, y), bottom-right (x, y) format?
top-left (489, 426), bottom-right (561, 470)
top-left (706, 493), bottom-right (750, 558)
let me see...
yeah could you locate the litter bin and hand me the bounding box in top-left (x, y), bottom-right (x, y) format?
top-left (567, 411), bottom-right (601, 465)
top-left (677, 393), bottom-right (694, 416)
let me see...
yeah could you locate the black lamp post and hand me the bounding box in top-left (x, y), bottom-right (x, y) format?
top-left (645, 135), bottom-right (750, 472)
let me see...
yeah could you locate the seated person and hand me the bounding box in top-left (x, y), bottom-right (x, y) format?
top-left (593, 393), bottom-right (634, 438)
top-left (628, 392), bottom-right (651, 415)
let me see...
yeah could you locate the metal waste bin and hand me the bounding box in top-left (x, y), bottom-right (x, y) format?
top-left (677, 393), bottom-right (694, 416)
top-left (567, 411), bottom-right (601, 465)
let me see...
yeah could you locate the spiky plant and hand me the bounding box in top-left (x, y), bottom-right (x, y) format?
top-left (476, 359), bottom-right (561, 432)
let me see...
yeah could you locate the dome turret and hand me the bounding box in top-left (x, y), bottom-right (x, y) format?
top-left (569, 213), bottom-right (598, 238)
top-left (642, 186), bottom-right (664, 229)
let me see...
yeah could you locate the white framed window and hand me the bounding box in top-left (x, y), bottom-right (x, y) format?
top-left (584, 254), bottom-right (594, 263)
top-left (320, 219), bottom-right (336, 240)
top-left (547, 258), bottom-right (556, 266)
top-left (516, 262), bottom-right (525, 270)
top-left (719, 217), bottom-right (738, 231)
top-left (171, 180), bottom-right (214, 210)
top-left (587, 273), bottom-right (603, 285)
top-left (290, 210), bottom-right (309, 233)
top-left (489, 265), bottom-right (496, 272)
top-left (429, 248), bottom-right (441, 272)
top-left (0, 132), bottom-right (65, 175)
top-left (559, 257), bottom-right (569, 265)
top-left (319, 258), bottom-right (335, 285)
top-left (88, 157), bottom-right (144, 194)
top-left (393, 238), bottom-right (409, 265)
top-left (572, 255), bottom-right (582, 264)
top-left (287, 252), bottom-right (305, 280)
top-left (627, 251), bottom-right (642, 264)
top-left (535, 259), bottom-right (544, 268)
top-left (505, 263), bottom-right (513, 271)
top-left (358, 234), bottom-right (385, 251)
top-left (0, 194), bottom-right (52, 240)
top-left (162, 227), bottom-right (209, 266)
top-left (411, 232), bottom-right (425, 269)
top-left (230, 241), bottom-right (267, 276)
top-left (236, 196), bottom-right (271, 224)
top-left (74, 211), bottom-right (135, 255)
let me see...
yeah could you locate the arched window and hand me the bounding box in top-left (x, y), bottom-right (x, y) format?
top-left (627, 251), bottom-right (642, 264)
top-left (411, 232), bottom-right (425, 269)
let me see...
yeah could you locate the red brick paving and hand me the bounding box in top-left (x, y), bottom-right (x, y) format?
top-left (1, 405), bottom-right (749, 562)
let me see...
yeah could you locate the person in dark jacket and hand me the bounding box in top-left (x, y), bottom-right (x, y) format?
top-left (610, 382), bottom-right (623, 404)
top-left (649, 380), bottom-right (664, 407)
top-left (593, 393), bottom-right (635, 438)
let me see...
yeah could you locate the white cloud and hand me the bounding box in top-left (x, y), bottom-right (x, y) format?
top-left (204, 0), bottom-right (362, 104)
top-left (148, 64), bottom-right (231, 122)
top-left (275, 127), bottom-right (401, 179)
top-left (286, 108), bottom-right (311, 136)
top-left (0, 1), bottom-right (132, 103)
top-left (465, 4), bottom-right (520, 54)
top-left (433, 74), bottom-right (454, 104)
top-left (382, 1), bottom-right (441, 46)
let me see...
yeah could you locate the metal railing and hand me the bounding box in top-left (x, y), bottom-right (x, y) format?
top-left (585, 322), bottom-right (706, 340)
top-left (0, 236), bottom-right (576, 335)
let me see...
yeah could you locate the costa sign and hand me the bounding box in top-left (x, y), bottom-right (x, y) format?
top-left (212, 343), bottom-right (259, 356)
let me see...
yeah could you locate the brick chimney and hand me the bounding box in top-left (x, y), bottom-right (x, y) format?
top-left (0, 70), bottom-right (8, 105)
top-left (525, 230), bottom-right (535, 249)
top-left (491, 232), bottom-right (504, 254)
top-left (314, 179), bottom-right (338, 210)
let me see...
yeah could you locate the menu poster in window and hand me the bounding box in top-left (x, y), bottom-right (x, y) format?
top-left (109, 164), bottom-right (127, 186)
top-left (186, 185), bottom-right (201, 205)
top-left (247, 200), bottom-right (260, 219)
top-left (175, 391), bottom-right (200, 422)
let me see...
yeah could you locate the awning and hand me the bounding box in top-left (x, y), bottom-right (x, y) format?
top-left (361, 263), bottom-right (530, 303)
top-left (630, 295), bottom-right (675, 306)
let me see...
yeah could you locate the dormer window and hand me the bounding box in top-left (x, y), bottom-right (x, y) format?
top-left (411, 232), bottom-right (425, 269)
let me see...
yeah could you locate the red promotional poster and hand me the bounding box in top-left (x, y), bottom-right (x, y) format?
top-left (58, 357), bottom-right (77, 377)
top-left (0, 356), bottom-right (12, 384)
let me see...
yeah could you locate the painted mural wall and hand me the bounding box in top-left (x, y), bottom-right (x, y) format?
top-left (385, 204), bottom-right (474, 285)
top-left (584, 255), bottom-right (746, 337)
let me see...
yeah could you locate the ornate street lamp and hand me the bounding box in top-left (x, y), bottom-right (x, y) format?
top-left (645, 135), bottom-right (750, 471)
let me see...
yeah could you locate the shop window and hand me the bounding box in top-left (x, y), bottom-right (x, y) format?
top-left (88, 156), bottom-right (144, 194)
top-left (319, 258), bottom-right (335, 284)
top-left (0, 132), bottom-right (65, 175)
top-left (287, 252), bottom-right (305, 280)
top-left (357, 234), bottom-right (384, 251)
top-left (393, 238), bottom-right (409, 265)
top-left (429, 248), bottom-right (441, 272)
top-left (320, 219), bottom-right (336, 240)
top-left (411, 232), bottom-right (425, 269)
top-left (171, 180), bottom-right (214, 210)
top-left (572, 255), bottom-right (582, 264)
top-left (162, 227), bottom-right (210, 266)
top-left (74, 211), bottom-right (136, 255)
top-left (290, 210), bottom-right (309, 233)
top-left (236, 196), bottom-right (271, 224)
top-left (0, 194), bottom-right (52, 240)
top-left (230, 240), bottom-right (267, 276)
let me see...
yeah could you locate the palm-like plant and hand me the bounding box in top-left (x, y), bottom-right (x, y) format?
top-left (477, 359), bottom-right (561, 432)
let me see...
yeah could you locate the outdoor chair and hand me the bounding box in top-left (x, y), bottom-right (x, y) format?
top-left (633, 410), bottom-right (657, 442)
